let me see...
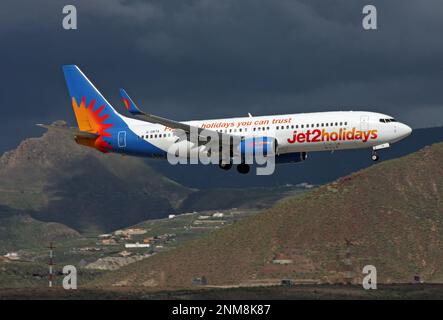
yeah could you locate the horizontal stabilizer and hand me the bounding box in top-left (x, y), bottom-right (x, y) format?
top-left (36, 123), bottom-right (99, 139)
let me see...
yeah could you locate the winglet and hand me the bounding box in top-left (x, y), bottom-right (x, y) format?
top-left (119, 88), bottom-right (143, 115)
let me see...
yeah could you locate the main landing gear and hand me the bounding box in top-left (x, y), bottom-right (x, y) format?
top-left (218, 161), bottom-right (250, 174)
top-left (219, 162), bottom-right (232, 170)
top-left (236, 163), bottom-right (250, 174)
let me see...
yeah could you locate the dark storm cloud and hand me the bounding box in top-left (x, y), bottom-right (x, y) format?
top-left (1, 0), bottom-right (443, 152)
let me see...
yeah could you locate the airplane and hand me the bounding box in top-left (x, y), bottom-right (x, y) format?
top-left (38, 65), bottom-right (412, 174)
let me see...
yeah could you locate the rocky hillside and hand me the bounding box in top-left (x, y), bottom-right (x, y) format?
top-left (0, 122), bottom-right (191, 232)
top-left (95, 142), bottom-right (443, 288)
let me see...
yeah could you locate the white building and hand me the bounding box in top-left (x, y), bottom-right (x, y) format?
top-left (212, 212), bottom-right (224, 218)
top-left (125, 228), bottom-right (147, 235)
top-left (125, 242), bottom-right (150, 249)
top-left (4, 252), bottom-right (20, 260)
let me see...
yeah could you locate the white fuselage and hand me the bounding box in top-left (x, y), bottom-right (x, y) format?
top-left (122, 111), bottom-right (412, 157)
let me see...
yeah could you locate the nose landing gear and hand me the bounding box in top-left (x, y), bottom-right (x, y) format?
top-left (371, 143), bottom-right (390, 162)
top-left (371, 152), bottom-right (379, 162)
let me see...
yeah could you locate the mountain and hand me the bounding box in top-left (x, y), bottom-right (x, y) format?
top-left (147, 126), bottom-right (443, 188)
top-left (0, 214), bottom-right (79, 252)
top-left (95, 141), bottom-right (443, 288)
top-left (0, 122), bottom-right (192, 233)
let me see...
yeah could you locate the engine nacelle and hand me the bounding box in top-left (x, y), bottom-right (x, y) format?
top-left (275, 152), bottom-right (307, 164)
top-left (239, 136), bottom-right (276, 156)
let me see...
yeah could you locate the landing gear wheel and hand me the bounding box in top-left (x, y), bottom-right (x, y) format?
top-left (237, 163), bottom-right (250, 174)
top-left (371, 153), bottom-right (379, 162)
top-left (219, 162), bottom-right (232, 170)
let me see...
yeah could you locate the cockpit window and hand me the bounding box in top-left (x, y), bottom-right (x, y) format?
top-left (380, 118), bottom-right (397, 123)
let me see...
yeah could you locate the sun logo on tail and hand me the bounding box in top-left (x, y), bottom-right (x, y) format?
top-left (72, 97), bottom-right (114, 152)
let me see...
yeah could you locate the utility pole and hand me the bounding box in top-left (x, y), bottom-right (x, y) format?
top-left (48, 242), bottom-right (55, 288)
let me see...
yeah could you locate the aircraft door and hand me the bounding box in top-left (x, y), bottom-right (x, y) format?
top-left (118, 131), bottom-right (126, 148)
top-left (360, 115), bottom-right (369, 131)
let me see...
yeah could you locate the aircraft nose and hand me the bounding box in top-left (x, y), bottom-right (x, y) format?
top-left (398, 123), bottom-right (412, 138)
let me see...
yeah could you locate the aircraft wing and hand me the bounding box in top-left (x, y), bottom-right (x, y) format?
top-left (36, 123), bottom-right (100, 139)
top-left (119, 88), bottom-right (239, 152)
top-left (134, 111), bottom-right (237, 156)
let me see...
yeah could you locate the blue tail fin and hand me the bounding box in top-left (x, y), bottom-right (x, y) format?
top-left (62, 65), bottom-right (127, 153)
top-left (62, 65), bottom-right (124, 133)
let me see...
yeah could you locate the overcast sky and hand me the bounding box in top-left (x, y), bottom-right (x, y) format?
top-left (1, 0), bottom-right (443, 152)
